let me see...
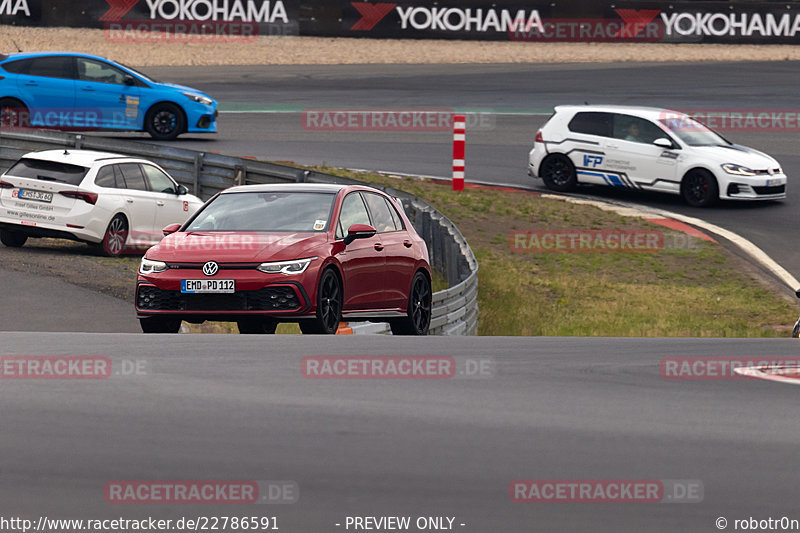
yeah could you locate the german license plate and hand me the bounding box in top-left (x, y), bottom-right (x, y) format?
top-left (17, 189), bottom-right (53, 203)
top-left (181, 279), bottom-right (235, 294)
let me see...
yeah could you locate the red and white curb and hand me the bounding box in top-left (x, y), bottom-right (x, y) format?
top-left (734, 364), bottom-right (800, 385)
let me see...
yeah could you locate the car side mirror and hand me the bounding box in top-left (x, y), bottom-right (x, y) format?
top-left (123, 75), bottom-right (136, 86)
top-left (653, 138), bottom-right (674, 149)
top-left (162, 223), bottom-right (181, 236)
top-left (176, 184), bottom-right (188, 195)
top-left (344, 224), bottom-right (376, 245)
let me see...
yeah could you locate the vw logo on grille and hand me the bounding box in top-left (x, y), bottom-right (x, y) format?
top-left (202, 261), bottom-right (219, 277)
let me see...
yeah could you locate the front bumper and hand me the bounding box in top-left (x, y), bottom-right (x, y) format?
top-left (135, 266), bottom-right (317, 319)
top-left (136, 281), bottom-right (311, 318)
top-left (721, 175), bottom-right (787, 200)
top-left (184, 103), bottom-right (218, 133)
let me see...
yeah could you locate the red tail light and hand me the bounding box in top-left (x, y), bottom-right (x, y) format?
top-left (535, 130), bottom-right (544, 144)
top-left (0, 179), bottom-right (13, 189)
top-left (59, 190), bottom-right (98, 205)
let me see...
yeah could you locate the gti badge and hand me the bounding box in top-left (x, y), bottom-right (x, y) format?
top-left (202, 261), bottom-right (219, 276)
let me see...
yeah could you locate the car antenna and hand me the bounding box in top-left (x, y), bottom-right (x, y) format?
top-left (11, 39), bottom-right (21, 53)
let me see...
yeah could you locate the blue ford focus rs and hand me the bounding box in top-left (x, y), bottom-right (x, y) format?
top-left (0, 52), bottom-right (217, 140)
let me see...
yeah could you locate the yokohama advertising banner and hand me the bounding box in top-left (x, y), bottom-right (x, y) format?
top-left (0, 0), bottom-right (299, 36)
top-left (339, 1), bottom-right (800, 43)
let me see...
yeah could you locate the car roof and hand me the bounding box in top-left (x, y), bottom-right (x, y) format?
top-left (222, 183), bottom-right (351, 195)
top-left (554, 105), bottom-right (683, 121)
top-left (0, 52), bottom-right (114, 63)
top-left (21, 149), bottom-right (140, 167)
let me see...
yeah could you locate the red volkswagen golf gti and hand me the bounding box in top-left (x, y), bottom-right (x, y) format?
top-left (135, 184), bottom-right (432, 335)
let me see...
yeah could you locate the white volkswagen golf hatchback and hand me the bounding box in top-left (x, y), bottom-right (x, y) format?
top-left (528, 105), bottom-right (787, 207)
top-left (0, 150), bottom-right (204, 255)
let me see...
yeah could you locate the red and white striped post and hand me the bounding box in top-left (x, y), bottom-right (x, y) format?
top-left (452, 114), bottom-right (466, 191)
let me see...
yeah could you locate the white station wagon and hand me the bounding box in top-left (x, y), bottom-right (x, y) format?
top-left (0, 149), bottom-right (204, 255)
top-left (528, 105), bottom-right (787, 207)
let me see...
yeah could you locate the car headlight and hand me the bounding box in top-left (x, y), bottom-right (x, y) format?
top-left (257, 257), bottom-right (316, 275)
top-left (722, 163), bottom-right (757, 176)
top-left (183, 92), bottom-right (213, 106)
top-left (139, 258), bottom-right (168, 275)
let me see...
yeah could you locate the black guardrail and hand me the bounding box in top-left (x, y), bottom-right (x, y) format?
top-left (4, 1), bottom-right (800, 44)
top-left (0, 129), bottom-right (479, 335)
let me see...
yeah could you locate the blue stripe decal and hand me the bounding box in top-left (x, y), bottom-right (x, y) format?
top-left (578, 170), bottom-right (627, 188)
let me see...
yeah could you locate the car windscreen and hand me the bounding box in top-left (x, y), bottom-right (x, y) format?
top-left (5, 158), bottom-right (89, 185)
top-left (659, 115), bottom-right (730, 147)
top-left (186, 191), bottom-right (336, 232)
top-left (115, 61), bottom-right (158, 83)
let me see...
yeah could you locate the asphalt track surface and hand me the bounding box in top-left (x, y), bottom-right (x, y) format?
top-left (2, 333), bottom-right (800, 532)
top-left (129, 61), bottom-right (800, 283)
top-left (0, 269), bottom-right (138, 332)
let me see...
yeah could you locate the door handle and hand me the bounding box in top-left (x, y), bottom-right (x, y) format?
top-left (81, 87), bottom-right (95, 92)
top-left (156, 201), bottom-right (165, 206)
top-left (24, 82), bottom-right (37, 86)
top-left (606, 144), bottom-right (619, 150)
top-left (374, 243), bottom-right (384, 251)
top-left (126, 198), bottom-right (134, 203)
top-left (403, 240), bottom-right (413, 248)
top-left (119, 95), bottom-right (126, 102)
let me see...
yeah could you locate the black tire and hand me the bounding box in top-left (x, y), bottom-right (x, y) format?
top-left (681, 169), bottom-right (719, 207)
top-left (237, 319), bottom-right (278, 334)
top-left (100, 215), bottom-right (128, 257)
top-left (539, 154), bottom-right (578, 192)
top-left (390, 271), bottom-right (432, 336)
top-left (0, 98), bottom-right (29, 129)
top-left (145, 102), bottom-right (185, 140)
top-left (301, 269), bottom-right (342, 335)
top-left (140, 316), bottom-right (182, 333)
top-left (0, 229), bottom-right (27, 248)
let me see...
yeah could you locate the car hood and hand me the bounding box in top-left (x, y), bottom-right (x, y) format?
top-left (689, 144), bottom-right (780, 170)
top-left (153, 82), bottom-right (215, 101)
top-left (149, 231), bottom-right (327, 263)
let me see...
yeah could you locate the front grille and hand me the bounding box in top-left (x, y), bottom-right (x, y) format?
top-left (137, 285), bottom-right (302, 312)
top-left (752, 184), bottom-right (786, 195)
